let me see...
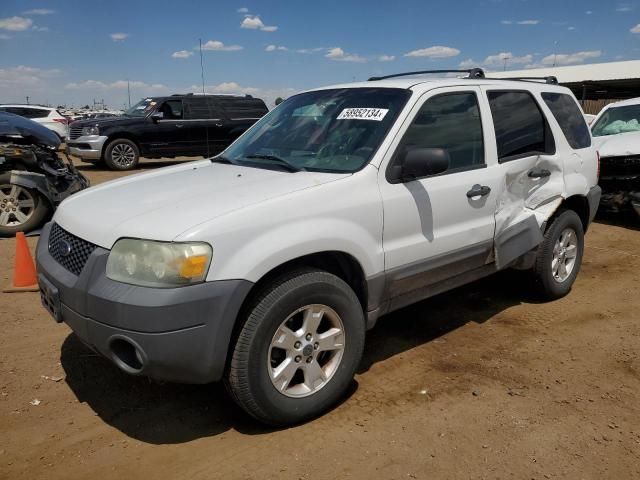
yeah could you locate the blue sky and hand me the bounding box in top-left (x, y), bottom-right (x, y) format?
top-left (1, 0), bottom-right (639, 109)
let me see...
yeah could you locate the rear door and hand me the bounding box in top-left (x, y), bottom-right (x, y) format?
top-left (216, 97), bottom-right (268, 147)
top-left (481, 88), bottom-right (565, 268)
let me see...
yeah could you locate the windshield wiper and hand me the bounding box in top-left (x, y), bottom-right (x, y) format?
top-left (244, 154), bottom-right (303, 172)
top-left (210, 155), bottom-right (234, 164)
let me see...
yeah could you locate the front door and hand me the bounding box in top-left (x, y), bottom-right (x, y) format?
top-left (145, 99), bottom-right (193, 156)
top-left (378, 86), bottom-right (503, 309)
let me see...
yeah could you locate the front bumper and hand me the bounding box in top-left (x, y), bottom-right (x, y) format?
top-left (587, 185), bottom-right (602, 224)
top-left (36, 222), bottom-right (253, 383)
top-left (66, 135), bottom-right (108, 161)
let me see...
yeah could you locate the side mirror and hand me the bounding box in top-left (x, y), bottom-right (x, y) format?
top-left (398, 147), bottom-right (450, 181)
top-left (150, 111), bottom-right (164, 123)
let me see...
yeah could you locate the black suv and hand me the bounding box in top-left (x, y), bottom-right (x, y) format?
top-left (67, 94), bottom-right (269, 170)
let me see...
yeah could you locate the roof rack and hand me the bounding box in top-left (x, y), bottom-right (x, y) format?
top-left (492, 76), bottom-right (559, 85)
top-left (368, 68), bottom-right (485, 81)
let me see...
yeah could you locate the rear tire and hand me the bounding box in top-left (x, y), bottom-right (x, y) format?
top-left (226, 269), bottom-right (365, 426)
top-left (0, 173), bottom-right (49, 237)
top-left (531, 209), bottom-right (584, 300)
top-left (104, 138), bottom-right (139, 170)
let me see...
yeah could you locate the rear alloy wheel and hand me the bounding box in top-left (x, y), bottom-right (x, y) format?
top-left (0, 174), bottom-right (49, 237)
top-left (104, 139), bottom-right (139, 170)
top-left (226, 269), bottom-right (365, 426)
top-left (531, 209), bottom-right (584, 300)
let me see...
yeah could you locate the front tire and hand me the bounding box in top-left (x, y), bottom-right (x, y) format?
top-left (0, 173), bottom-right (49, 237)
top-left (104, 138), bottom-right (139, 170)
top-left (226, 269), bottom-right (365, 426)
top-left (531, 209), bottom-right (584, 300)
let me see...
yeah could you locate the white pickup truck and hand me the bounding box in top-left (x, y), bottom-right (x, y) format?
top-left (37, 69), bottom-right (601, 425)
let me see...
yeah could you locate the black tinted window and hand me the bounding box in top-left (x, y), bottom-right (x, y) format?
top-left (159, 100), bottom-right (183, 119)
top-left (399, 92), bottom-right (485, 172)
top-left (542, 92), bottom-right (591, 149)
top-left (488, 91), bottom-right (553, 161)
top-left (184, 98), bottom-right (213, 120)
top-left (218, 98), bottom-right (268, 120)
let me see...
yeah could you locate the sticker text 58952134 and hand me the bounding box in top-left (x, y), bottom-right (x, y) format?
top-left (337, 108), bottom-right (389, 121)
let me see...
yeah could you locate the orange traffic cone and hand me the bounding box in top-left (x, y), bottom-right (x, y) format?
top-left (3, 232), bottom-right (39, 293)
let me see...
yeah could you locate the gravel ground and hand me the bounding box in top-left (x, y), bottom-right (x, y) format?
top-left (1, 157), bottom-right (639, 480)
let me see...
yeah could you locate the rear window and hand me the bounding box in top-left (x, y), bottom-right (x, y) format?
top-left (487, 91), bottom-right (554, 161)
top-left (541, 92), bottom-right (591, 149)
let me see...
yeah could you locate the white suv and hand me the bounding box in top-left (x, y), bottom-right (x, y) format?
top-left (36, 69), bottom-right (601, 425)
top-left (0, 105), bottom-right (69, 140)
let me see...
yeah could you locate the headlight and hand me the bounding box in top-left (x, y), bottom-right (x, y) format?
top-left (81, 125), bottom-right (99, 136)
top-left (106, 239), bottom-right (212, 288)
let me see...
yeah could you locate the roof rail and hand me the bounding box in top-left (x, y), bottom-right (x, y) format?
top-left (495, 76), bottom-right (559, 85)
top-left (368, 68), bottom-right (485, 81)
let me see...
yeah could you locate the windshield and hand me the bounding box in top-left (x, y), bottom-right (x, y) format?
top-left (592, 104), bottom-right (640, 137)
top-left (222, 88), bottom-right (411, 173)
top-left (124, 98), bottom-right (157, 117)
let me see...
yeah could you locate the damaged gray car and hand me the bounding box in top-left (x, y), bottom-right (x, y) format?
top-left (0, 111), bottom-right (89, 237)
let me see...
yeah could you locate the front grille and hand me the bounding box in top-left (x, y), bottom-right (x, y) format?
top-left (69, 126), bottom-right (83, 140)
top-left (48, 223), bottom-right (97, 276)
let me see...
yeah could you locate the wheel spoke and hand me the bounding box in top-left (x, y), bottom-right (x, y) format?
top-left (271, 325), bottom-right (299, 351)
top-left (302, 306), bottom-right (324, 335)
top-left (0, 211), bottom-right (10, 226)
top-left (13, 210), bottom-right (28, 223)
top-left (551, 257), bottom-right (559, 276)
top-left (272, 358), bottom-right (299, 392)
top-left (559, 260), bottom-right (568, 279)
top-left (316, 327), bottom-right (344, 351)
top-left (303, 361), bottom-right (326, 390)
top-left (565, 245), bottom-right (577, 259)
top-left (17, 198), bottom-right (34, 209)
top-left (9, 185), bottom-right (18, 199)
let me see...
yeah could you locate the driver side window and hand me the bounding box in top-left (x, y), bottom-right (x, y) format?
top-left (159, 100), bottom-right (183, 120)
top-left (397, 92), bottom-right (485, 175)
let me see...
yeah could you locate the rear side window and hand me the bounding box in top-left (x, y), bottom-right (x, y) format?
top-left (541, 92), bottom-right (591, 149)
top-left (184, 98), bottom-right (213, 120)
top-left (487, 91), bottom-right (554, 161)
top-left (217, 98), bottom-right (268, 120)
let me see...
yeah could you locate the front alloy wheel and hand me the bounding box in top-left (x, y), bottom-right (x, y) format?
top-left (268, 304), bottom-right (345, 398)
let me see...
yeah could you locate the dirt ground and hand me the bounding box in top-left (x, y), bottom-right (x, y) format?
top-left (1, 157), bottom-right (639, 480)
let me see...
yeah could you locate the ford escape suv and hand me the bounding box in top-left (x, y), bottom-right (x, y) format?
top-left (37, 69), bottom-right (601, 425)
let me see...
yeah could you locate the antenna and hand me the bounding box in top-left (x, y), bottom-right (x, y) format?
top-left (199, 38), bottom-right (211, 158)
top-left (127, 79), bottom-right (131, 109)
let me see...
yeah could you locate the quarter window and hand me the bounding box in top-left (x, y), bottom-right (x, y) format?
top-left (487, 91), bottom-right (554, 161)
top-left (541, 92), bottom-right (591, 149)
top-left (397, 92), bottom-right (485, 174)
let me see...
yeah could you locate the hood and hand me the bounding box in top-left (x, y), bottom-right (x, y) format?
top-left (0, 111), bottom-right (60, 148)
top-left (54, 160), bottom-right (346, 248)
top-left (70, 115), bottom-right (143, 129)
top-left (592, 131), bottom-right (640, 158)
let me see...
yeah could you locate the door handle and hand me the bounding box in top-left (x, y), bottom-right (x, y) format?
top-left (528, 168), bottom-right (551, 178)
top-left (175, 124), bottom-right (184, 128)
top-left (214, 123), bottom-right (223, 128)
top-left (466, 184), bottom-right (491, 198)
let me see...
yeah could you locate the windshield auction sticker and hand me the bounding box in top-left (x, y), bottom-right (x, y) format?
top-left (337, 108), bottom-right (389, 121)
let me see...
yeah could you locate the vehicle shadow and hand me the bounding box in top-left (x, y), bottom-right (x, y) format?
top-left (60, 269), bottom-right (534, 444)
top-left (594, 211), bottom-right (640, 232)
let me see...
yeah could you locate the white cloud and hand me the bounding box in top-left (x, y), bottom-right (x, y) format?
top-left (483, 52), bottom-right (533, 66)
top-left (172, 50), bottom-right (193, 58)
top-left (568, 26), bottom-right (576, 31)
top-left (586, 10), bottom-right (593, 14)
top-left (65, 79), bottom-right (167, 90)
top-left (110, 32), bottom-right (129, 41)
top-left (458, 58), bottom-right (477, 69)
top-left (325, 47), bottom-right (366, 63)
top-left (0, 65), bottom-right (61, 89)
top-left (541, 50), bottom-right (601, 65)
top-left (241, 15), bottom-right (278, 32)
top-left (237, 7), bottom-right (249, 13)
top-left (200, 40), bottom-right (243, 51)
top-left (501, 20), bottom-right (513, 24)
top-left (32, 26), bottom-right (49, 31)
top-left (378, 54), bottom-right (395, 62)
top-left (631, 23), bottom-right (640, 33)
top-left (404, 46), bottom-right (460, 58)
top-left (265, 44), bottom-right (288, 52)
top-left (517, 20), bottom-right (539, 25)
top-left (296, 47), bottom-right (324, 54)
top-left (23, 8), bottom-right (55, 15)
top-left (0, 16), bottom-right (33, 31)
top-left (616, 4), bottom-right (632, 12)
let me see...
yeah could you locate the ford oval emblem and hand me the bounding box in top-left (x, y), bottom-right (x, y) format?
top-left (58, 239), bottom-right (72, 258)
